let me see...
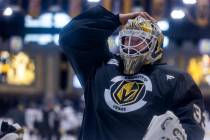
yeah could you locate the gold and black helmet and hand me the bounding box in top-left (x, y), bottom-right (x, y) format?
top-left (119, 16), bottom-right (164, 75)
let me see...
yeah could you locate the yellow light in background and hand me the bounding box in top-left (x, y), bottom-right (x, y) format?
top-left (0, 51), bottom-right (10, 78)
top-left (202, 54), bottom-right (210, 73)
top-left (0, 63), bottom-right (10, 73)
top-left (187, 58), bottom-right (203, 85)
top-left (202, 54), bottom-right (209, 64)
top-left (7, 52), bottom-right (35, 85)
top-left (187, 55), bottom-right (210, 86)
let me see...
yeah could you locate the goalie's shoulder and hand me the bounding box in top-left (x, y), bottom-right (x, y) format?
top-left (154, 64), bottom-right (192, 83)
top-left (150, 64), bottom-right (193, 95)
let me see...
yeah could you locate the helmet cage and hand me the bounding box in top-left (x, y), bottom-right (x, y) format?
top-left (118, 17), bottom-right (163, 75)
top-left (119, 29), bottom-right (158, 59)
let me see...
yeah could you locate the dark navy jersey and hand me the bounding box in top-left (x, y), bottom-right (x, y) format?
top-left (59, 5), bottom-right (205, 140)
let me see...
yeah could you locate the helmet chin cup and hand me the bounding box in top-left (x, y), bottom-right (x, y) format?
top-left (121, 53), bottom-right (148, 75)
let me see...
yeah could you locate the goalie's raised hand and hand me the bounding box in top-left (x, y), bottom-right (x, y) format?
top-left (119, 11), bottom-right (156, 25)
top-left (143, 111), bottom-right (187, 140)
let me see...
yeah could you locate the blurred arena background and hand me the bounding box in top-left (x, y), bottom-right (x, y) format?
top-left (0, 0), bottom-right (210, 139)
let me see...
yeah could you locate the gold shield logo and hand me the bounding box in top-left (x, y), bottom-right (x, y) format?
top-left (112, 81), bottom-right (145, 106)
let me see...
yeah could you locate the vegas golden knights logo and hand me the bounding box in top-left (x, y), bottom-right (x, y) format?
top-left (104, 74), bottom-right (152, 113)
top-left (112, 81), bottom-right (145, 106)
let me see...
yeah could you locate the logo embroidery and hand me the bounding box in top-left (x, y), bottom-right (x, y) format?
top-left (112, 81), bottom-right (144, 106)
top-left (104, 74), bottom-right (152, 113)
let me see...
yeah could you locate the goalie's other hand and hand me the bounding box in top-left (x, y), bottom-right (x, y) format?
top-left (143, 111), bottom-right (187, 140)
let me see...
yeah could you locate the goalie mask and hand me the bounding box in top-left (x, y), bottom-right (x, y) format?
top-left (119, 16), bottom-right (164, 75)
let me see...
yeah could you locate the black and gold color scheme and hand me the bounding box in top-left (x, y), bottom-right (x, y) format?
top-left (111, 80), bottom-right (145, 106)
top-left (119, 16), bottom-right (164, 75)
top-left (59, 5), bottom-right (205, 140)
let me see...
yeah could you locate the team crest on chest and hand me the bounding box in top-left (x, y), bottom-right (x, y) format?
top-left (104, 74), bottom-right (152, 113)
